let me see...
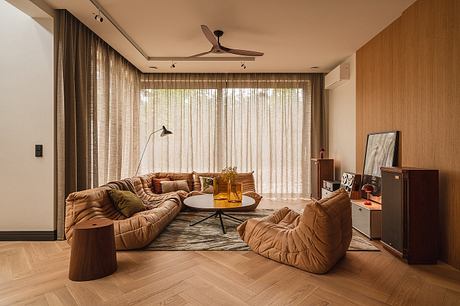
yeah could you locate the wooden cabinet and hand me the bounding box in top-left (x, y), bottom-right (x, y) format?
top-left (351, 199), bottom-right (382, 239)
top-left (381, 167), bottom-right (439, 264)
top-left (310, 159), bottom-right (334, 200)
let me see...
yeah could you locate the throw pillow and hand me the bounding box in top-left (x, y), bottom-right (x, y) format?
top-left (199, 176), bottom-right (214, 193)
top-left (160, 180), bottom-right (191, 193)
top-left (153, 177), bottom-right (170, 194)
top-left (108, 189), bottom-right (145, 218)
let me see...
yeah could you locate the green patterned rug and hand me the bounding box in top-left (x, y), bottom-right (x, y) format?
top-left (144, 210), bottom-right (379, 251)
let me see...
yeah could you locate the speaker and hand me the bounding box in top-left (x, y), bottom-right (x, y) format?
top-left (340, 172), bottom-right (361, 199)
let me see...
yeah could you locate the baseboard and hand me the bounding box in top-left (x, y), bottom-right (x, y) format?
top-left (0, 230), bottom-right (57, 241)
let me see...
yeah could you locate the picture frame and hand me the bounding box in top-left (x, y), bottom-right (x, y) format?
top-left (362, 131), bottom-right (399, 197)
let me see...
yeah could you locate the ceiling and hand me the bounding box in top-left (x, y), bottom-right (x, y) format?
top-left (43, 0), bottom-right (416, 73)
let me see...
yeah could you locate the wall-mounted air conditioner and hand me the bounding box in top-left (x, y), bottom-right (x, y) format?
top-left (325, 63), bottom-right (350, 90)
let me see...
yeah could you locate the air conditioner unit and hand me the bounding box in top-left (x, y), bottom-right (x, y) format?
top-left (325, 63), bottom-right (350, 90)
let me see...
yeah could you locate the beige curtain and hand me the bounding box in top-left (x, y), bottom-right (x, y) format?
top-left (55, 10), bottom-right (140, 239)
top-left (139, 73), bottom-right (317, 198)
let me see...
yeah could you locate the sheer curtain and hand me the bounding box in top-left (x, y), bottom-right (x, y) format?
top-left (139, 74), bottom-right (313, 198)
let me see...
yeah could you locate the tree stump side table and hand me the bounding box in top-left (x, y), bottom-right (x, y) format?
top-left (69, 218), bottom-right (117, 281)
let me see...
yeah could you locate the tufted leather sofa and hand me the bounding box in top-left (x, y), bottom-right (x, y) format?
top-left (65, 171), bottom-right (262, 250)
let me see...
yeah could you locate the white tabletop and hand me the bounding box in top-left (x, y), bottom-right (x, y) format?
top-left (183, 194), bottom-right (255, 210)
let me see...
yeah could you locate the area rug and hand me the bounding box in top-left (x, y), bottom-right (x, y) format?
top-left (144, 210), bottom-right (380, 251)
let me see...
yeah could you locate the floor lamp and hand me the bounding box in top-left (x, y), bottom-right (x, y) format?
top-left (135, 126), bottom-right (172, 176)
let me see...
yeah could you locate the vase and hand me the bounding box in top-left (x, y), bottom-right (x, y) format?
top-left (213, 179), bottom-right (227, 201)
top-left (227, 182), bottom-right (242, 203)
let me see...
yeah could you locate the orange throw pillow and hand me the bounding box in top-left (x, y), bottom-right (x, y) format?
top-left (153, 178), bottom-right (170, 194)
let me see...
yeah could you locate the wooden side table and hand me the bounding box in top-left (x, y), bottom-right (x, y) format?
top-left (69, 218), bottom-right (117, 281)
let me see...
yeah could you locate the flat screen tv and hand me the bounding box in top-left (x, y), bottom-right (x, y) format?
top-left (362, 131), bottom-right (399, 196)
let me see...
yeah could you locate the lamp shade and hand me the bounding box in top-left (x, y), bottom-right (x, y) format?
top-left (160, 126), bottom-right (173, 137)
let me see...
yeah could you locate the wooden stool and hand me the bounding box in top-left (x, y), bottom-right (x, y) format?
top-left (69, 218), bottom-right (117, 281)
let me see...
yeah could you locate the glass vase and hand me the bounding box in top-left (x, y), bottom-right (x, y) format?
top-left (227, 182), bottom-right (242, 203)
top-left (213, 179), bottom-right (227, 201)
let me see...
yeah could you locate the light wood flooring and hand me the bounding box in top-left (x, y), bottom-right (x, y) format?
top-left (1, 199), bottom-right (460, 306)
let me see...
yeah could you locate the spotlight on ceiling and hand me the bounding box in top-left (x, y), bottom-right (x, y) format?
top-left (93, 11), bottom-right (103, 22)
top-left (170, 62), bottom-right (176, 69)
top-left (241, 62), bottom-right (247, 69)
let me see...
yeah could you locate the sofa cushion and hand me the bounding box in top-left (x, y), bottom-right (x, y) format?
top-left (154, 172), bottom-right (194, 191)
top-left (199, 176), bottom-right (214, 193)
top-left (108, 189), bottom-right (145, 217)
top-left (161, 180), bottom-right (191, 193)
top-left (153, 177), bottom-right (170, 194)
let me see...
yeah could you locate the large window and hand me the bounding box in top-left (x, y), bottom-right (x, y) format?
top-left (138, 75), bottom-right (311, 198)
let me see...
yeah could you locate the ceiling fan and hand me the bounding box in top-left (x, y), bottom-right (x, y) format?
top-left (188, 25), bottom-right (264, 58)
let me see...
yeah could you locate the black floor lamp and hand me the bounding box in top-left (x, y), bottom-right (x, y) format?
top-left (135, 126), bottom-right (172, 176)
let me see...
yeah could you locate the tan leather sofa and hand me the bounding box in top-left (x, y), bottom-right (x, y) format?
top-left (237, 189), bottom-right (352, 274)
top-left (65, 171), bottom-right (262, 250)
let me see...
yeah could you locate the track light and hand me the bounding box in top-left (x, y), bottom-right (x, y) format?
top-left (170, 62), bottom-right (176, 69)
top-left (94, 11), bottom-right (103, 22)
top-left (241, 62), bottom-right (247, 69)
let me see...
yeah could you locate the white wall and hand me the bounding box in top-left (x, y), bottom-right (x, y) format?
top-left (0, 1), bottom-right (54, 231)
top-left (327, 54), bottom-right (356, 180)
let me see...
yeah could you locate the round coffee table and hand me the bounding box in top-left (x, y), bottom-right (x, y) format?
top-left (183, 194), bottom-right (255, 234)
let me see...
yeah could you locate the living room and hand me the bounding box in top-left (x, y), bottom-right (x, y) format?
top-left (0, 0), bottom-right (459, 305)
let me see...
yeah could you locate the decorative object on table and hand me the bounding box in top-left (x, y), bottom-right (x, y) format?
top-left (351, 198), bottom-right (382, 239)
top-left (68, 219), bottom-right (117, 281)
top-left (238, 189), bottom-right (354, 274)
top-left (135, 125), bottom-right (173, 176)
top-left (108, 189), bottom-right (145, 217)
top-left (144, 209), bottom-right (379, 252)
top-left (183, 194), bottom-right (254, 234)
top-left (212, 178), bottom-right (228, 200)
top-left (199, 176), bottom-right (214, 193)
top-left (340, 172), bottom-right (362, 199)
top-left (381, 167), bottom-right (439, 264)
top-left (361, 131), bottom-right (399, 202)
top-left (310, 158), bottom-right (334, 200)
top-left (321, 180), bottom-right (341, 198)
top-left (221, 166), bottom-right (242, 203)
top-left (361, 183), bottom-right (375, 205)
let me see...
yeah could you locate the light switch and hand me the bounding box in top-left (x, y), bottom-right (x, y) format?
top-left (35, 144), bottom-right (43, 157)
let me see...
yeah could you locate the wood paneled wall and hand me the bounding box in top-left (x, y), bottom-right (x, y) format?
top-left (356, 0), bottom-right (460, 269)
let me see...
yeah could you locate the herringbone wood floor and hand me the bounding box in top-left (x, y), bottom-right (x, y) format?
top-left (1, 199), bottom-right (460, 306)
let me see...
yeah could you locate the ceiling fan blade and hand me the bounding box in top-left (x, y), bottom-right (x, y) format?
top-left (188, 50), bottom-right (212, 58)
top-left (226, 48), bottom-right (264, 56)
top-left (201, 25), bottom-right (218, 47)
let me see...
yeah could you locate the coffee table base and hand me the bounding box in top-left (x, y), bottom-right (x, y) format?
top-left (189, 210), bottom-right (244, 234)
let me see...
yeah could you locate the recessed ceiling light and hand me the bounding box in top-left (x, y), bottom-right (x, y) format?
top-left (149, 66), bottom-right (158, 69)
top-left (310, 66), bottom-right (319, 69)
